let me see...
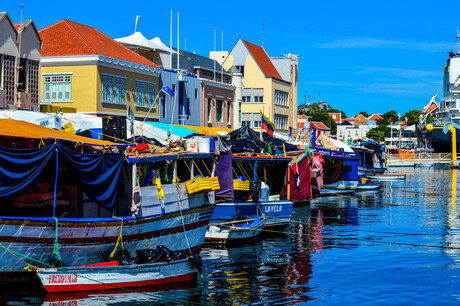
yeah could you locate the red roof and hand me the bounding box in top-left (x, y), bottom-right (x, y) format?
top-left (367, 114), bottom-right (383, 121)
top-left (355, 114), bottom-right (367, 121)
top-left (14, 23), bottom-right (22, 30)
top-left (242, 40), bottom-right (282, 80)
top-left (327, 112), bottom-right (342, 123)
top-left (39, 20), bottom-right (158, 68)
top-left (310, 121), bottom-right (329, 130)
top-left (343, 117), bottom-right (356, 122)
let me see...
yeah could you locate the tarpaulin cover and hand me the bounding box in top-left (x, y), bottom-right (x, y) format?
top-left (342, 158), bottom-right (359, 181)
top-left (286, 157), bottom-right (311, 202)
top-left (215, 150), bottom-right (234, 201)
top-left (0, 144), bottom-right (55, 196)
top-left (322, 157), bottom-right (343, 185)
top-left (0, 118), bottom-right (121, 146)
top-left (361, 141), bottom-right (385, 153)
top-left (0, 144), bottom-right (124, 209)
top-left (229, 126), bottom-right (298, 153)
top-left (57, 144), bottom-right (124, 209)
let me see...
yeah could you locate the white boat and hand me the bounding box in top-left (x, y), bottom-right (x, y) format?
top-left (356, 181), bottom-right (383, 191)
top-left (205, 217), bottom-right (266, 245)
top-left (415, 162), bottom-right (434, 167)
top-left (320, 180), bottom-right (359, 195)
top-left (36, 256), bottom-right (200, 293)
top-left (366, 174), bottom-right (406, 181)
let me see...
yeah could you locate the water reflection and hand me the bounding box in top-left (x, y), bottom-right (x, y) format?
top-left (4, 168), bottom-right (460, 304)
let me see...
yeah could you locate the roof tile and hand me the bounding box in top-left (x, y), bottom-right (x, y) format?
top-left (242, 40), bottom-right (282, 80)
top-left (39, 20), bottom-right (158, 68)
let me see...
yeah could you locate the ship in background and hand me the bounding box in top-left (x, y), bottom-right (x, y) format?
top-left (418, 30), bottom-right (460, 153)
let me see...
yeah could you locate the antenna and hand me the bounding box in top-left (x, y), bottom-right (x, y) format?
top-left (318, 92), bottom-right (320, 102)
top-left (184, 35), bottom-right (186, 51)
top-left (221, 28), bottom-right (223, 82)
top-left (457, 27), bottom-right (460, 54)
top-left (20, 4), bottom-right (23, 23)
top-left (304, 89), bottom-right (307, 105)
top-left (262, 17), bottom-right (265, 47)
top-left (134, 15), bottom-right (141, 33)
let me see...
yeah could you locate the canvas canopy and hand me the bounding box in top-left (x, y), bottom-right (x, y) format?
top-left (176, 124), bottom-right (233, 137)
top-left (115, 32), bottom-right (178, 54)
top-left (0, 118), bottom-right (121, 146)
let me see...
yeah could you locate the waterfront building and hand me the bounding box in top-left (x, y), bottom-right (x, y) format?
top-left (328, 112), bottom-right (342, 123)
top-left (337, 120), bottom-right (367, 145)
top-left (171, 50), bottom-right (235, 128)
top-left (310, 121), bottom-right (330, 139)
top-left (0, 12), bottom-right (41, 110)
top-left (222, 39), bottom-right (292, 133)
top-left (39, 20), bottom-right (161, 120)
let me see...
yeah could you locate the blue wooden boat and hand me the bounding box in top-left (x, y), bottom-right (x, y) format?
top-left (205, 216), bottom-right (266, 245)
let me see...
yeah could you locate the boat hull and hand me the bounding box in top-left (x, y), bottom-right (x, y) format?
top-left (320, 180), bottom-right (359, 195)
top-left (205, 218), bottom-right (266, 245)
top-left (366, 174), bottom-right (406, 181)
top-left (211, 200), bottom-right (293, 230)
top-left (356, 182), bottom-right (383, 191)
top-left (0, 205), bottom-right (214, 274)
top-left (37, 259), bottom-right (198, 293)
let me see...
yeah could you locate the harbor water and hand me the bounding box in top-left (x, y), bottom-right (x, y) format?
top-left (5, 167), bottom-right (460, 305)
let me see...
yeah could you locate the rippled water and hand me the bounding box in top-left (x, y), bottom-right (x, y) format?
top-left (5, 167), bottom-right (460, 305)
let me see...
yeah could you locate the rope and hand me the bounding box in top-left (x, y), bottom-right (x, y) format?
top-left (53, 148), bottom-right (59, 218)
top-left (110, 216), bottom-right (124, 258)
top-left (176, 183), bottom-right (192, 255)
top-left (0, 244), bottom-right (210, 305)
top-left (201, 159), bottom-right (212, 176)
top-left (248, 162), bottom-right (261, 182)
top-left (235, 162), bottom-right (252, 182)
top-left (192, 159), bottom-right (204, 177)
top-left (52, 217), bottom-right (63, 265)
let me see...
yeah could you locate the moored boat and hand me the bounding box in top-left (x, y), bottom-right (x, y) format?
top-left (36, 257), bottom-right (200, 293)
top-left (366, 174), bottom-right (406, 181)
top-left (205, 217), bottom-right (266, 245)
top-left (356, 181), bottom-right (383, 191)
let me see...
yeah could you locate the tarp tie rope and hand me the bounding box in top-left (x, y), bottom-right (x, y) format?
top-left (52, 217), bottom-right (63, 265)
top-left (110, 216), bottom-right (124, 258)
top-left (201, 159), bottom-right (211, 176)
top-left (192, 160), bottom-right (204, 177)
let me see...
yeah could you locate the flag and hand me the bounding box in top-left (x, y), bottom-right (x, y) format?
top-left (127, 105), bottom-right (135, 137)
top-left (261, 112), bottom-right (275, 136)
top-left (160, 85), bottom-right (175, 97)
top-left (292, 161), bottom-right (300, 187)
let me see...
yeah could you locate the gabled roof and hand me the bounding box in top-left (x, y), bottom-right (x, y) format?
top-left (15, 20), bottom-right (42, 46)
top-left (343, 117), bottom-right (356, 122)
top-left (340, 120), bottom-right (353, 126)
top-left (310, 121), bottom-right (329, 130)
top-left (355, 114), bottom-right (367, 121)
top-left (367, 114), bottom-right (383, 121)
top-left (242, 40), bottom-right (283, 80)
top-left (39, 19), bottom-right (158, 68)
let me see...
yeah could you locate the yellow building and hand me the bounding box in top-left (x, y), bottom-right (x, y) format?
top-left (222, 39), bottom-right (292, 133)
top-left (39, 20), bottom-right (161, 120)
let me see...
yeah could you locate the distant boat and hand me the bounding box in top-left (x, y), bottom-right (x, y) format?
top-left (36, 257), bottom-right (200, 293)
top-left (356, 181), bottom-right (383, 191)
top-left (415, 162), bottom-right (434, 167)
top-left (205, 217), bottom-right (266, 245)
top-left (366, 174), bottom-right (406, 181)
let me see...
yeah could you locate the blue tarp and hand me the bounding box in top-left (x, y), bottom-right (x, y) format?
top-left (0, 144), bottom-right (124, 209)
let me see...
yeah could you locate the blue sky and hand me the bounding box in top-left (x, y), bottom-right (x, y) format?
top-left (3, 0), bottom-right (459, 117)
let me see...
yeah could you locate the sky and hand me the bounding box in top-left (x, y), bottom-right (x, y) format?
top-left (3, 0), bottom-right (459, 117)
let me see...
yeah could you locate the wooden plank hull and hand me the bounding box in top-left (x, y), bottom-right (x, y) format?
top-left (0, 205), bottom-right (214, 273)
top-left (37, 259), bottom-right (198, 293)
top-left (205, 218), bottom-right (266, 245)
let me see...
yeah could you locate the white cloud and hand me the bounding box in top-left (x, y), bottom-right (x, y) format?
top-left (317, 37), bottom-right (455, 53)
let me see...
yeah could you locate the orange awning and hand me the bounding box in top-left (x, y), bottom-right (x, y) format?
top-left (0, 118), bottom-right (121, 146)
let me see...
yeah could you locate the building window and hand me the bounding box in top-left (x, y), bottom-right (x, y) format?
top-left (274, 89), bottom-right (288, 106)
top-left (195, 88), bottom-right (198, 100)
top-left (28, 60), bottom-right (39, 105)
top-left (162, 95), bottom-right (166, 118)
top-left (253, 121), bottom-right (261, 128)
top-left (254, 96), bottom-right (264, 103)
top-left (239, 103), bottom-right (241, 123)
top-left (102, 75), bottom-right (114, 102)
top-left (115, 77), bottom-right (126, 104)
top-left (135, 81), bottom-right (156, 107)
top-left (43, 74), bottom-right (72, 102)
top-left (242, 121), bottom-right (250, 127)
top-left (274, 114), bottom-right (288, 129)
top-left (2, 55), bottom-right (15, 103)
top-left (235, 65), bottom-right (244, 77)
top-left (242, 96), bottom-right (251, 103)
top-left (216, 100), bottom-right (223, 122)
top-left (227, 102), bottom-right (230, 123)
top-left (207, 98), bottom-right (212, 122)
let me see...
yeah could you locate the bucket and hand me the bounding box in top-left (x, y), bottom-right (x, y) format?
top-left (185, 139), bottom-right (198, 152)
top-left (207, 136), bottom-right (215, 152)
top-left (198, 137), bottom-right (211, 153)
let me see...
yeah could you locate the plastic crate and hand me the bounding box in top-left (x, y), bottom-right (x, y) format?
top-left (249, 181), bottom-right (261, 191)
top-left (185, 177), bottom-right (212, 194)
top-left (233, 179), bottom-right (250, 191)
top-left (210, 177), bottom-right (220, 191)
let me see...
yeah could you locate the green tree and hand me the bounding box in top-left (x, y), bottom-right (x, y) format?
top-left (382, 110), bottom-right (398, 125)
top-left (402, 109), bottom-right (421, 125)
top-left (366, 125), bottom-right (391, 140)
top-left (359, 111), bottom-right (369, 118)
